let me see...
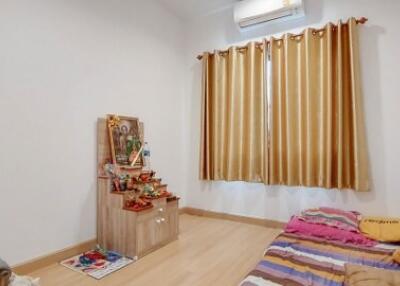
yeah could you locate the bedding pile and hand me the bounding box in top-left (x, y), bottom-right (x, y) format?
top-left (240, 208), bottom-right (400, 286)
top-left (344, 263), bottom-right (400, 286)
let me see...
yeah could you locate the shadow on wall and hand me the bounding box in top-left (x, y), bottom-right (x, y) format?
top-left (357, 24), bottom-right (387, 210)
top-left (79, 180), bottom-right (97, 241)
top-left (185, 60), bottom-right (203, 204)
top-left (225, 0), bottom-right (324, 43)
top-left (79, 121), bottom-right (98, 243)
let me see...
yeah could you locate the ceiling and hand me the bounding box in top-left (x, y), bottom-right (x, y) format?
top-left (157, 0), bottom-right (237, 20)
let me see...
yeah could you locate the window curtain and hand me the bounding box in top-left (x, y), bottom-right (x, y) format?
top-left (200, 18), bottom-right (369, 191)
top-left (200, 43), bottom-right (268, 183)
top-left (269, 18), bottom-right (369, 191)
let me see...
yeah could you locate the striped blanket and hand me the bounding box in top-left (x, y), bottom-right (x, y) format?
top-left (240, 232), bottom-right (400, 286)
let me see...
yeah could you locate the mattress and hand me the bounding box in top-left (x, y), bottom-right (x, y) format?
top-left (240, 232), bottom-right (400, 286)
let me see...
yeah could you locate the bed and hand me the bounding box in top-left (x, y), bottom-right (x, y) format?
top-left (240, 232), bottom-right (400, 286)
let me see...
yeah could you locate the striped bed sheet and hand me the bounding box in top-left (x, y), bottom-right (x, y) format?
top-left (240, 232), bottom-right (400, 286)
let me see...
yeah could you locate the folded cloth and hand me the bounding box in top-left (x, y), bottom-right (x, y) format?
top-left (345, 263), bottom-right (400, 286)
top-left (285, 215), bottom-right (377, 247)
top-left (300, 207), bottom-right (361, 232)
top-left (0, 258), bottom-right (11, 286)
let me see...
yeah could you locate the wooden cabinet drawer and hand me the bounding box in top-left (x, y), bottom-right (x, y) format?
top-left (151, 198), bottom-right (167, 210)
top-left (136, 207), bottom-right (158, 222)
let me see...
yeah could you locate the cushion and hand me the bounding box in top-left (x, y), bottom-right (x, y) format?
top-left (299, 207), bottom-right (360, 232)
top-left (393, 250), bottom-right (400, 264)
top-left (344, 263), bottom-right (400, 286)
top-left (360, 217), bottom-right (400, 242)
top-left (285, 216), bottom-right (377, 247)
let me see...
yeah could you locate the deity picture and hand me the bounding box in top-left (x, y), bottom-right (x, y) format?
top-left (107, 115), bottom-right (143, 167)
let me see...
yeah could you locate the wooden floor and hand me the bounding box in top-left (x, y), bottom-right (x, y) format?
top-left (30, 214), bottom-right (281, 286)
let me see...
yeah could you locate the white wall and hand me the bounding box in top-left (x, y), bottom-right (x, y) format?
top-left (0, 0), bottom-right (186, 265)
top-left (183, 0), bottom-right (400, 222)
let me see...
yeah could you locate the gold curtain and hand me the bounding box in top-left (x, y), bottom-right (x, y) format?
top-left (269, 18), bottom-right (369, 191)
top-left (200, 42), bottom-right (268, 183)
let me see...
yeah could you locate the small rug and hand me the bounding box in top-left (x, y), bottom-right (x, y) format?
top-left (60, 248), bottom-right (135, 280)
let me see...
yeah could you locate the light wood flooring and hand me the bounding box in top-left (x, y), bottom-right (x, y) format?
top-left (30, 214), bottom-right (281, 286)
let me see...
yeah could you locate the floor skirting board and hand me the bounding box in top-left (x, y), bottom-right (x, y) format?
top-left (180, 207), bottom-right (286, 229)
top-left (12, 209), bottom-right (283, 274)
top-left (12, 239), bottom-right (97, 275)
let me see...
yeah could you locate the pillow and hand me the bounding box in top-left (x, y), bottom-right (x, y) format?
top-left (285, 216), bottom-right (377, 247)
top-left (299, 207), bottom-right (360, 233)
top-left (394, 250), bottom-right (400, 264)
top-left (360, 217), bottom-right (400, 242)
top-left (344, 263), bottom-right (400, 286)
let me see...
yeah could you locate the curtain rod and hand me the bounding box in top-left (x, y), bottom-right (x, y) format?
top-left (196, 17), bottom-right (368, 60)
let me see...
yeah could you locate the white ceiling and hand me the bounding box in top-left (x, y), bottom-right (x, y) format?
top-left (157, 0), bottom-right (237, 20)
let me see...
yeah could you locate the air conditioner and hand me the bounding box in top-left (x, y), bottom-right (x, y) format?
top-left (234, 0), bottom-right (305, 29)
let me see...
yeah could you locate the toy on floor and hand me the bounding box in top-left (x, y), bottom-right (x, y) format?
top-left (60, 246), bottom-right (134, 280)
top-left (78, 247), bottom-right (123, 268)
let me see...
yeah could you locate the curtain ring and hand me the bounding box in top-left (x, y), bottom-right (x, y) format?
top-left (275, 39), bottom-right (282, 48)
top-left (290, 35), bottom-right (302, 42)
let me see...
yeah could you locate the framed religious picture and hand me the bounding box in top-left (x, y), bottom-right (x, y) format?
top-left (107, 114), bottom-right (143, 167)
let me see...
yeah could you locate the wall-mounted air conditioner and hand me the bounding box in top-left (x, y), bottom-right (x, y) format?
top-left (234, 0), bottom-right (305, 29)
